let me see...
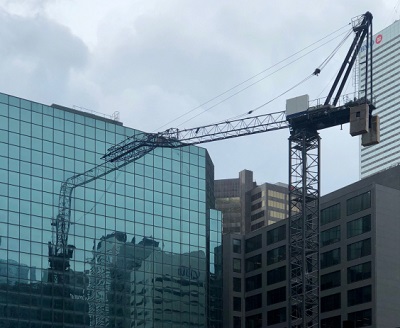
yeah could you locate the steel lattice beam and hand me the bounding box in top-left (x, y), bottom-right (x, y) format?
top-left (289, 129), bottom-right (320, 328)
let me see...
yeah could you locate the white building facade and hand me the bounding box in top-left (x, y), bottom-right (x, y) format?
top-left (360, 19), bottom-right (400, 178)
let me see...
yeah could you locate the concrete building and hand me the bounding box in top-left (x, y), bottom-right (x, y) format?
top-left (223, 165), bottom-right (400, 327)
top-left (215, 170), bottom-right (288, 234)
top-left (359, 19), bottom-right (400, 178)
top-left (0, 92), bottom-right (222, 327)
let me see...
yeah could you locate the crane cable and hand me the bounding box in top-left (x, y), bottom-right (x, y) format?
top-left (174, 27), bottom-right (352, 128)
top-left (155, 23), bottom-right (351, 131)
top-left (221, 26), bottom-right (354, 120)
top-left (316, 28), bottom-right (353, 72)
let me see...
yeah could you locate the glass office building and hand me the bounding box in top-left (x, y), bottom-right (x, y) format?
top-left (359, 19), bottom-right (400, 178)
top-left (0, 92), bottom-right (222, 327)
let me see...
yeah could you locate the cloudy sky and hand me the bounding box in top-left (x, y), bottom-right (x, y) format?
top-left (0, 0), bottom-right (398, 194)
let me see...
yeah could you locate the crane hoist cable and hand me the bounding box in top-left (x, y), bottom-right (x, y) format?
top-left (228, 74), bottom-right (315, 120)
top-left (227, 27), bottom-right (354, 120)
top-left (155, 23), bottom-right (351, 131)
top-left (174, 30), bottom-right (351, 129)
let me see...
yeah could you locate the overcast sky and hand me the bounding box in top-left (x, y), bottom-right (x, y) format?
top-left (0, 0), bottom-right (399, 195)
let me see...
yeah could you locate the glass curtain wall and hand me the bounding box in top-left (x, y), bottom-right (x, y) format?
top-left (0, 93), bottom-right (222, 327)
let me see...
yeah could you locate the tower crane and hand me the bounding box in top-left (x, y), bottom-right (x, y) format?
top-left (48, 12), bottom-right (375, 327)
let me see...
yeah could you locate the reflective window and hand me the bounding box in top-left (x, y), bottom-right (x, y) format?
top-left (321, 293), bottom-right (341, 312)
top-left (233, 238), bottom-right (241, 253)
top-left (267, 265), bottom-right (286, 285)
top-left (267, 245), bottom-right (286, 265)
top-left (321, 248), bottom-right (341, 269)
top-left (321, 315), bottom-right (341, 328)
top-left (348, 285), bottom-right (372, 306)
top-left (245, 254), bottom-right (262, 273)
top-left (245, 274), bottom-right (262, 292)
top-left (347, 214), bottom-right (371, 238)
top-left (246, 313), bottom-right (262, 328)
top-left (233, 297), bottom-right (241, 311)
top-left (233, 277), bottom-right (241, 292)
top-left (245, 234), bottom-right (262, 253)
top-left (347, 191), bottom-right (371, 215)
top-left (321, 225), bottom-right (341, 247)
top-left (267, 286), bottom-right (286, 305)
top-left (347, 261), bottom-right (372, 283)
top-left (0, 94), bottom-right (223, 327)
top-left (321, 270), bottom-right (341, 291)
top-left (347, 238), bottom-right (371, 261)
top-left (267, 225), bottom-right (286, 245)
top-left (267, 307), bottom-right (286, 325)
top-left (245, 293), bottom-right (262, 311)
top-left (348, 308), bottom-right (372, 327)
top-left (233, 258), bottom-right (242, 273)
top-left (233, 316), bottom-right (241, 328)
top-left (321, 203), bottom-right (341, 225)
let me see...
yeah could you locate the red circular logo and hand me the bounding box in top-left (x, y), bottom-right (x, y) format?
top-left (376, 34), bottom-right (383, 44)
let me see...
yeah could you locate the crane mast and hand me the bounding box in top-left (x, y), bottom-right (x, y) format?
top-left (48, 11), bottom-right (375, 328)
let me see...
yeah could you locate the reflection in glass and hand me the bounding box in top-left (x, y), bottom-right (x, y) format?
top-left (0, 94), bottom-right (222, 327)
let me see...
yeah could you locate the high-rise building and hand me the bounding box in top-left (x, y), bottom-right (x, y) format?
top-left (359, 19), bottom-right (400, 178)
top-left (0, 92), bottom-right (222, 327)
top-left (223, 165), bottom-right (400, 327)
top-left (215, 170), bottom-right (288, 234)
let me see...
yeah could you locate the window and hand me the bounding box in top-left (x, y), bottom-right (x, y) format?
top-left (321, 270), bottom-right (341, 291)
top-left (267, 245), bottom-right (286, 265)
top-left (251, 192), bottom-right (262, 201)
top-left (321, 225), bottom-right (341, 247)
top-left (321, 315), bottom-right (341, 328)
top-left (347, 238), bottom-right (371, 261)
top-left (233, 239), bottom-right (242, 253)
top-left (233, 258), bottom-right (241, 273)
top-left (267, 307), bottom-right (286, 325)
top-left (347, 261), bottom-right (371, 283)
top-left (233, 316), bottom-right (241, 328)
top-left (321, 203), bottom-right (340, 225)
top-left (245, 234), bottom-right (262, 253)
top-left (267, 265), bottom-right (286, 285)
top-left (233, 277), bottom-right (242, 292)
top-left (348, 285), bottom-right (371, 306)
top-left (251, 210), bottom-right (264, 221)
top-left (347, 191), bottom-right (371, 215)
top-left (251, 202), bottom-right (262, 211)
top-left (321, 293), bottom-right (341, 312)
top-left (348, 308), bottom-right (372, 327)
top-left (251, 221), bottom-right (264, 231)
top-left (233, 297), bottom-right (241, 311)
top-left (245, 254), bottom-right (262, 272)
top-left (245, 313), bottom-right (262, 328)
top-left (267, 225), bottom-right (286, 245)
top-left (321, 248), bottom-right (341, 269)
top-left (268, 190), bottom-right (285, 199)
top-left (245, 293), bottom-right (262, 311)
top-left (245, 274), bottom-right (262, 292)
top-left (347, 215), bottom-right (371, 238)
top-left (267, 286), bottom-right (286, 305)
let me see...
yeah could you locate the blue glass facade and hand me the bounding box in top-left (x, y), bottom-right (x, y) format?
top-left (0, 93), bottom-right (222, 327)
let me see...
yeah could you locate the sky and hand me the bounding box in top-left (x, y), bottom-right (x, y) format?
top-left (0, 0), bottom-right (399, 195)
